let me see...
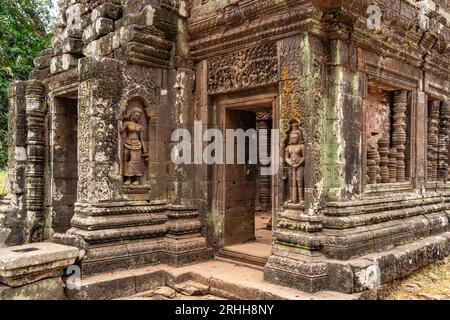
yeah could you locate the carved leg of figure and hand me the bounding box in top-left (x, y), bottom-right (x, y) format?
top-left (124, 149), bottom-right (132, 185)
top-left (132, 177), bottom-right (140, 186)
top-left (297, 168), bottom-right (304, 202)
top-left (292, 168), bottom-right (299, 203)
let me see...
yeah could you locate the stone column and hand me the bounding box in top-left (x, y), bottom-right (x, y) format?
top-left (427, 100), bottom-right (440, 182)
top-left (438, 102), bottom-right (450, 182)
top-left (256, 112), bottom-right (272, 211)
top-left (0, 82), bottom-right (28, 246)
top-left (392, 90), bottom-right (408, 182)
top-left (414, 89), bottom-right (427, 191)
top-left (24, 80), bottom-right (46, 243)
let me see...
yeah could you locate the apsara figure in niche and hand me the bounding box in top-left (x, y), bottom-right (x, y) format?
top-left (285, 122), bottom-right (305, 203)
top-left (121, 100), bottom-right (149, 186)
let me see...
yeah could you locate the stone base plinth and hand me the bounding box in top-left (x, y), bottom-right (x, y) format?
top-left (53, 202), bottom-right (212, 277)
top-left (265, 232), bottom-right (450, 293)
top-left (76, 236), bottom-right (212, 277)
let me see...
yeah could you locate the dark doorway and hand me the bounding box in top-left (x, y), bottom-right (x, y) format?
top-left (219, 106), bottom-right (273, 268)
top-left (50, 97), bottom-right (78, 233)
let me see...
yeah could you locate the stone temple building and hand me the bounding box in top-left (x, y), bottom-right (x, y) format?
top-left (1, 0), bottom-right (450, 298)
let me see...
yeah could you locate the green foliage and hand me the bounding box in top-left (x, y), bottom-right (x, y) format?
top-left (0, 0), bottom-right (54, 169)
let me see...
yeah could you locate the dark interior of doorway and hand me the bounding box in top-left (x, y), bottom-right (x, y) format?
top-left (219, 107), bottom-right (273, 269)
top-left (51, 96), bottom-right (78, 233)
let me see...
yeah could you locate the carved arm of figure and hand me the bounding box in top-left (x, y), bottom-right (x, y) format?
top-left (298, 145), bottom-right (305, 167)
top-left (285, 146), bottom-right (293, 167)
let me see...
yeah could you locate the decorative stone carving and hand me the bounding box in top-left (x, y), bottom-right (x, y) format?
top-left (24, 81), bottom-right (46, 243)
top-left (285, 122), bottom-right (305, 203)
top-left (392, 90), bottom-right (407, 182)
top-left (120, 99), bottom-right (149, 186)
top-left (378, 137), bottom-right (390, 183)
top-left (207, 43), bottom-right (277, 94)
top-left (427, 100), bottom-right (440, 182)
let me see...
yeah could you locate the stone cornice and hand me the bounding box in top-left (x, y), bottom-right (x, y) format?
top-left (187, 1), bottom-right (319, 60)
top-left (335, 0), bottom-right (450, 80)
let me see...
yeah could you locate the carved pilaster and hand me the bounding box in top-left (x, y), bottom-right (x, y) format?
top-left (427, 100), bottom-right (440, 182)
top-left (24, 81), bottom-right (46, 242)
top-left (0, 82), bottom-right (28, 246)
top-left (392, 91), bottom-right (407, 183)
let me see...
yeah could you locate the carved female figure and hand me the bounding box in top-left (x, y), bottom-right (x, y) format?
top-left (285, 123), bottom-right (305, 203)
top-left (120, 100), bottom-right (149, 186)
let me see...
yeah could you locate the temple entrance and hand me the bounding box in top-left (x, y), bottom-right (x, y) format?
top-left (49, 96), bottom-right (78, 234)
top-left (216, 94), bottom-right (276, 269)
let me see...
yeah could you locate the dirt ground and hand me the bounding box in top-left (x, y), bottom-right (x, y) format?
top-left (382, 258), bottom-right (450, 300)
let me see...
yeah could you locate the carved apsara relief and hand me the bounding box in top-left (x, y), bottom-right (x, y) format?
top-left (285, 121), bottom-right (305, 204)
top-left (120, 98), bottom-right (150, 186)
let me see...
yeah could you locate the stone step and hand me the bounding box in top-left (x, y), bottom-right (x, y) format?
top-left (67, 261), bottom-right (362, 300)
top-left (219, 248), bottom-right (267, 270)
top-left (217, 256), bottom-right (265, 271)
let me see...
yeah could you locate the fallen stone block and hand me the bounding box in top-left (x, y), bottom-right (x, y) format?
top-left (174, 280), bottom-right (210, 296)
top-left (0, 242), bottom-right (78, 287)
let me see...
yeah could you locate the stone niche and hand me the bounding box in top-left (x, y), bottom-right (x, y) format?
top-left (365, 86), bottom-right (411, 186)
top-left (119, 96), bottom-right (153, 197)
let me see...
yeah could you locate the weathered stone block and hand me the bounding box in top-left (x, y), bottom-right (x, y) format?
top-left (50, 54), bottom-right (79, 74)
top-left (0, 277), bottom-right (65, 300)
top-left (82, 18), bottom-right (114, 44)
top-left (0, 242), bottom-right (78, 287)
top-left (92, 3), bottom-right (122, 21)
top-left (33, 54), bottom-right (52, 70)
top-left (83, 33), bottom-right (114, 57)
top-left (61, 37), bottom-right (83, 54)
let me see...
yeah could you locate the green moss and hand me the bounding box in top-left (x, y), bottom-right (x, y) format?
top-left (206, 208), bottom-right (223, 240)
